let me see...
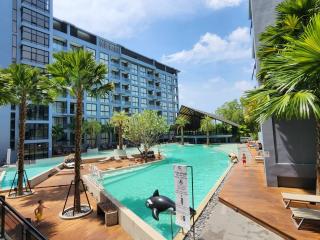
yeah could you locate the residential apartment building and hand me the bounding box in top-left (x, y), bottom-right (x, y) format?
top-left (0, 0), bottom-right (179, 162)
top-left (249, 0), bottom-right (316, 188)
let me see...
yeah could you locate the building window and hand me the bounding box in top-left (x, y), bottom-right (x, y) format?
top-left (21, 45), bottom-right (49, 64)
top-left (129, 74), bottom-right (138, 85)
top-left (53, 117), bottom-right (67, 128)
top-left (70, 44), bottom-right (82, 51)
top-left (140, 88), bottom-right (147, 97)
top-left (86, 47), bottom-right (96, 58)
top-left (100, 94), bottom-right (109, 103)
top-left (27, 104), bottom-right (48, 120)
top-left (129, 63), bottom-right (138, 74)
top-left (25, 123), bottom-right (48, 140)
top-left (24, 142), bottom-right (48, 160)
top-left (140, 77), bottom-right (147, 87)
top-left (132, 97), bottom-right (139, 107)
top-left (10, 112), bottom-right (15, 150)
top-left (86, 93), bottom-right (96, 102)
top-left (132, 108), bottom-right (139, 114)
top-left (99, 52), bottom-right (109, 64)
top-left (100, 105), bottom-right (109, 117)
top-left (86, 103), bottom-right (96, 116)
top-left (22, 0), bottom-right (49, 12)
top-left (22, 26), bottom-right (49, 47)
top-left (140, 66), bottom-right (146, 76)
top-left (141, 98), bottom-right (147, 107)
top-left (52, 101), bottom-right (67, 114)
top-left (21, 7), bottom-right (49, 29)
top-left (131, 86), bottom-right (138, 96)
top-left (53, 39), bottom-right (66, 52)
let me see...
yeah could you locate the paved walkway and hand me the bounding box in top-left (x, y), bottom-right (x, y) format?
top-left (199, 203), bottom-right (282, 240)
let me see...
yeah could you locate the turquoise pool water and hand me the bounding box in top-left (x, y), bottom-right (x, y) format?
top-left (97, 144), bottom-right (236, 239)
top-left (0, 157), bottom-right (64, 190)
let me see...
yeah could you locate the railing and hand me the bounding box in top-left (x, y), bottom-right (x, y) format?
top-left (0, 196), bottom-right (47, 240)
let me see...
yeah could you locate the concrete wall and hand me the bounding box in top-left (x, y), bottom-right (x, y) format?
top-left (250, 0), bottom-right (316, 188)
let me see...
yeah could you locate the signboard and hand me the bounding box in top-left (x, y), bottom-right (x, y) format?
top-left (173, 165), bottom-right (191, 230)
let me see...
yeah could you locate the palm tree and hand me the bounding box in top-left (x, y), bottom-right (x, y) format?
top-left (84, 120), bottom-right (101, 148)
top-left (47, 49), bottom-right (113, 213)
top-left (175, 116), bottom-right (189, 145)
top-left (0, 64), bottom-right (57, 196)
top-left (200, 116), bottom-right (214, 145)
top-left (111, 111), bottom-right (128, 150)
top-left (246, 8), bottom-right (320, 193)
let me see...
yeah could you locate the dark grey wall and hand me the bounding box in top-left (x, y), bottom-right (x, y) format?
top-left (250, 0), bottom-right (316, 188)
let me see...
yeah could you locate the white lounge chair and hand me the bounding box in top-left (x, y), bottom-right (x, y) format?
top-left (98, 157), bottom-right (111, 163)
top-left (290, 207), bottom-right (320, 229)
top-left (127, 155), bottom-right (135, 160)
top-left (282, 192), bottom-right (320, 208)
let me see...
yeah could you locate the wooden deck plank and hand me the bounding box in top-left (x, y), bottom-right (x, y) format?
top-left (219, 146), bottom-right (320, 240)
top-left (5, 172), bottom-right (132, 240)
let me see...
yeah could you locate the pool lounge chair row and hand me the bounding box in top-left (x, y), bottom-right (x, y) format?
top-left (281, 192), bottom-right (320, 230)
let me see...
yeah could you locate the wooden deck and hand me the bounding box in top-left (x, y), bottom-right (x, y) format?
top-left (219, 146), bottom-right (320, 240)
top-left (5, 170), bottom-right (132, 240)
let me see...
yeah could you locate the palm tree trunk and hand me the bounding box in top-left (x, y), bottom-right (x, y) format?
top-left (181, 127), bottom-right (184, 145)
top-left (17, 96), bottom-right (27, 195)
top-left (207, 131), bottom-right (209, 145)
top-left (316, 121), bottom-right (320, 195)
top-left (74, 93), bottom-right (83, 213)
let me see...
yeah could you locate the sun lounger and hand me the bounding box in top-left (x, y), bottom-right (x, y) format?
top-left (290, 207), bottom-right (320, 229)
top-left (114, 156), bottom-right (121, 161)
top-left (282, 192), bottom-right (320, 208)
top-left (98, 157), bottom-right (111, 163)
top-left (127, 155), bottom-right (135, 160)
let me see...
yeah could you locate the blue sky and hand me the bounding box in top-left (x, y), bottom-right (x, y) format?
top-left (54, 0), bottom-right (255, 112)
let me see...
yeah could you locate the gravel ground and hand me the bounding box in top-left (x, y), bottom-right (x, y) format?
top-left (184, 165), bottom-right (233, 240)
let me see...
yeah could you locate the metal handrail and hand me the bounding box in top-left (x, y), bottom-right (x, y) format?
top-left (0, 196), bottom-right (47, 240)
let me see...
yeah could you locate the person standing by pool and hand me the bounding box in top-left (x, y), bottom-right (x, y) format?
top-left (242, 153), bottom-right (247, 166)
top-left (34, 200), bottom-right (48, 226)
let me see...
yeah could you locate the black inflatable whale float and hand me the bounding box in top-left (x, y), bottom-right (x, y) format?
top-left (145, 189), bottom-right (196, 221)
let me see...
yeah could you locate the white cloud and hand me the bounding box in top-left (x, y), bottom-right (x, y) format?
top-left (179, 78), bottom-right (255, 111)
top-left (205, 0), bottom-right (243, 10)
top-left (233, 80), bottom-right (255, 92)
top-left (162, 27), bottom-right (251, 64)
top-left (53, 0), bottom-right (200, 39)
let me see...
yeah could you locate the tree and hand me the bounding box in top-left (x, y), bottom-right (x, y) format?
top-left (47, 49), bottom-right (113, 213)
top-left (52, 125), bottom-right (64, 142)
top-left (84, 120), bottom-right (101, 148)
top-left (245, 1), bottom-right (320, 194)
top-left (175, 116), bottom-right (189, 145)
top-left (0, 64), bottom-right (57, 196)
top-left (124, 110), bottom-right (169, 157)
top-left (200, 116), bottom-right (214, 145)
top-left (215, 99), bottom-right (244, 125)
top-left (111, 111), bottom-right (128, 150)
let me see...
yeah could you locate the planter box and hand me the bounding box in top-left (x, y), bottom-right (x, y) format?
top-left (105, 210), bottom-right (118, 226)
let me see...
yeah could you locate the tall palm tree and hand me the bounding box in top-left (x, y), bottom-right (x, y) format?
top-left (0, 64), bottom-right (57, 196)
top-left (111, 111), bottom-right (128, 150)
top-left (246, 11), bottom-right (320, 193)
top-left (47, 49), bottom-right (113, 213)
top-left (200, 116), bottom-right (214, 145)
top-left (175, 116), bottom-right (189, 145)
top-left (84, 120), bottom-right (101, 148)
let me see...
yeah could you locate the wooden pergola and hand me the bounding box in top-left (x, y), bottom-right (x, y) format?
top-left (176, 105), bottom-right (240, 143)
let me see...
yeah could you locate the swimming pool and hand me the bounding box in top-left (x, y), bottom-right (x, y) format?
top-left (0, 157), bottom-right (65, 190)
top-left (96, 144), bottom-right (237, 239)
